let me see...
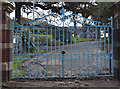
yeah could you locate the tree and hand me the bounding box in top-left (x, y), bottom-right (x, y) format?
top-left (14, 2), bottom-right (59, 24)
top-left (89, 2), bottom-right (114, 23)
top-left (89, 2), bottom-right (114, 41)
top-left (12, 2), bottom-right (96, 24)
top-left (11, 2), bottom-right (96, 37)
top-left (63, 2), bottom-right (95, 37)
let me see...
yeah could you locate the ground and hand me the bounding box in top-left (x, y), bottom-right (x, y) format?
top-left (2, 77), bottom-right (119, 88)
top-left (9, 41), bottom-right (117, 88)
top-left (17, 41), bottom-right (112, 78)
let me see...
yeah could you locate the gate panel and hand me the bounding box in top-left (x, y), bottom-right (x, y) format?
top-left (11, 8), bottom-right (114, 78)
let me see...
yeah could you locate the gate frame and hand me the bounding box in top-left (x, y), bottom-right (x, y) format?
top-left (11, 8), bottom-right (114, 79)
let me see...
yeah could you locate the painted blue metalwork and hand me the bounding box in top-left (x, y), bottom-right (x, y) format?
top-left (111, 17), bottom-right (114, 76)
top-left (11, 18), bottom-right (15, 78)
top-left (20, 28), bottom-right (22, 78)
top-left (11, 8), bottom-right (114, 78)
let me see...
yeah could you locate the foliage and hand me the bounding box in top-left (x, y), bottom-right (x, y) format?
top-left (63, 2), bottom-right (95, 17)
top-left (89, 2), bottom-right (114, 23)
top-left (10, 2), bottom-right (97, 24)
top-left (10, 1), bottom-right (115, 25)
top-left (2, 82), bottom-right (6, 87)
top-left (72, 37), bottom-right (95, 43)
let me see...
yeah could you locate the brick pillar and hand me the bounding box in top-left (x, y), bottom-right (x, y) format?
top-left (0, 2), bottom-right (14, 82)
top-left (113, 29), bottom-right (120, 80)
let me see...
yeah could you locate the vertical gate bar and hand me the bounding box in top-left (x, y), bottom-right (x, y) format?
top-left (107, 27), bottom-right (111, 74)
top-left (20, 27), bottom-right (23, 78)
top-left (66, 27), bottom-right (69, 46)
top-left (96, 26), bottom-right (101, 76)
top-left (67, 27), bottom-right (69, 76)
top-left (100, 27), bottom-right (102, 52)
top-left (99, 27), bottom-right (102, 75)
top-left (46, 27), bottom-right (48, 77)
top-left (96, 27), bottom-right (102, 74)
top-left (50, 27), bottom-right (53, 77)
top-left (62, 55), bottom-right (64, 77)
top-left (104, 26), bottom-right (106, 53)
top-left (28, 27), bottom-right (31, 78)
top-left (16, 27), bottom-right (19, 77)
top-left (23, 27), bottom-right (26, 78)
top-left (30, 25), bottom-right (34, 78)
top-left (62, 23), bottom-right (65, 77)
top-left (96, 27), bottom-right (100, 74)
top-left (82, 54), bottom-right (85, 77)
top-left (32, 27), bottom-right (35, 77)
top-left (70, 27), bottom-right (73, 76)
top-left (103, 26), bottom-right (107, 75)
top-left (86, 27), bottom-right (88, 76)
top-left (78, 27), bottom-right (81, 77)
top-left (111, 17), bottom-right (114, 76)
top-left (12, 18), bottom-right (15, 78)
top-left (28, 28), bottom-right (31, 78)
top-left (87, 27), bottom-right (90, 76)
top-left (37, 27), bottom-right (39, 78)
top-left (35, 27), bottom-right (38, 77)
top-left (55, 27), bottom-right (56, 77)
top-left (24, 27), bottom-right (27, 77)
top-left (24, 28), bottom-right (26, 55)
top-left (75, 27), bottom-right (77, 76)
top-left (95, 27), bottom-right (98, 75)
top-left (107, 27), bottom-right (110, 53)
top-left (92, 53), bottom-right (94, 76)
top-left (78, 53), bottom-right (81, 77)
top-left (58, 27), bottom-right (61, 77)
top-left (98, 27), bottom-right (103, 75)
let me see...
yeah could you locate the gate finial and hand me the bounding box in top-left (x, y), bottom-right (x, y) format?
top-left (60, 8), bottom-right (66, 22)
top-left (60, 8), bottom-right (66, 15)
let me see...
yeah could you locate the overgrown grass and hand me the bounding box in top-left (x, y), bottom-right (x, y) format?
top-left (14, 56), bottom-right (28, 59)
top-left (13, 59), bottom-right (26, 77)
top-left (31, 34), bottom-right (52, 38)
top-left (30, 47), bottom-right (47, 54)
top-left (72, 37), bottom-right (95, 43)
top-left (13, 48), bottom-right (46, 77)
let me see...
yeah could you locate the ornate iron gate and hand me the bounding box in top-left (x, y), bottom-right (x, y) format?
top-left (12, 8), bottom-right (114, 78)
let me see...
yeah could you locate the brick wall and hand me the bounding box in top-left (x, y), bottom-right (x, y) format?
top-left (113, 28), bottom-right (120, 79)
top-left (0, 2), bottom-right (14, 82)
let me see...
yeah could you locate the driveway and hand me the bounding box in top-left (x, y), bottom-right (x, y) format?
top-left (3, 77), bottom-right (119, 88)
top-left (21, 41), bottom-right (112, 78)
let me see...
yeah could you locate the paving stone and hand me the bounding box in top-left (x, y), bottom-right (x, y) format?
top-left (74, 80), bottom-right (81, 84)
top-left (80, 84), bottom-right (85, 87)
top-left (84, 83), bottom-right (89, 86)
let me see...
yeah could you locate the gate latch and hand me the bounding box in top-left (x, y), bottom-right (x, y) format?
top-left (61, 51), bottom-right (66, 55)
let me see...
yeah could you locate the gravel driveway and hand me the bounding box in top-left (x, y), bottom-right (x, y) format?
top-left (21, 41), bottom-right (112, 78)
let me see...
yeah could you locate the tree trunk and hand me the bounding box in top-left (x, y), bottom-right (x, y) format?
top-left (73, 15), bottom-right (77, 37)
top-left (15, 2), bottom-right (22, 24)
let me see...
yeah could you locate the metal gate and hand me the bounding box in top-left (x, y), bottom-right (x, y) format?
top-left (11, 8), bottom-right (114, 78)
